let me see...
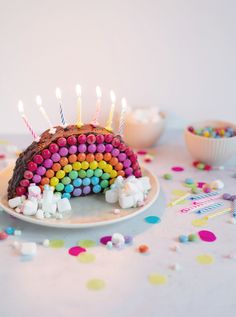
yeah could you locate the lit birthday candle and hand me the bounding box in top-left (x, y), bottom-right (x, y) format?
top-left (91, 86), bottom-right (102, 126)
top-left (75, 84), bottom-right (83, 128)
top-left (18, 100), bottom-right (40, 142)
top-left (55, 87), bottom-right (67, 127)
top-left (118, 98), bottom-right (127, 137)
top-left (105, 90), bottom-right (116, 131)
top-left (36, 95), bottom-right (56, 134)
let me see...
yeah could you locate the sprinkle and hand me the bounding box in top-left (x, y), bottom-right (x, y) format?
top-left (78, 253), bottom-right (95, 263)
top-left (145, 216), bottom-right (161, 224)
top-left (198, 230), bottom-right (217, 242)
top-left (138, 244), bottom-right (149, 253)
top-left (196, 254), bottom-right (214, 265)
top-left (78, 240), bottom-right (96, 248)
top-left (148, 273), bottom-right (168, 285)
top-left (49, 239), bottom-right (65, 248)
top-left (86, 279), bottom-right (105, 291)
top-left (100, 236), bottom-right (112, 245)
top-left (68, 246), bottom-right (86, 256)
top-left (179, 235), bottom-right (188, 243)
top-left (137, 150), bottom-right (147, 155)
top-left (172, 166), bottom-right (184, 172)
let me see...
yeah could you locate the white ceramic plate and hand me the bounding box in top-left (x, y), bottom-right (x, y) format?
top-left (0, 165), bottom-right (160, 228)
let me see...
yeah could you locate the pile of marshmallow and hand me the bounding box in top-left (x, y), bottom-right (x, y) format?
top-left (105, 175), bottom-right (151, 209)
top-left (8, 184), bottom-right (71, 219)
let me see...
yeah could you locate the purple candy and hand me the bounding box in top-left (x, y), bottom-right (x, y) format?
top-left (36, 166), bottom-right (46, 176)
top-left (78, 144), bottom-right (87, 153)
top-left (223, 193), bottom-right (232, 200)
top-left (32, 174), bottom-right (41, 183)
top-left (112, 148), bottom-right (120, 157)
top-left (44, 159), bottom-right (53, 169)
top-left (83, 186), bottom-right (91, 195)
top-left (125, 167), bottom-right (133, 176)
top-left (69, 145), bottom-right (77, 154)
top-left (59, 147), bottom-right (68, 156)
top-left (118, 153), bottom-right (127, 162)
top-left (230, 195), bottom-right (236, 201)
top-left (124, 235), bottom-right (133, 244)
top-left (73, 188), bottom-right (82, 197)
top-left (88, 144), bottom-right (96, 153)
top-left (51, 153), bottom-right (61, 162)
top-left (105, 144), bottom-right (113, 153)
top-left (97, 144), bottom-right (105, 153)
top-left (123, 159), bottom-right (131, 168)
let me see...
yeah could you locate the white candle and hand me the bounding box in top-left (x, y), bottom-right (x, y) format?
top-left (105, 90), bottom-right (116, 131)
top-left (18, 100), bottom-right (40, 142)
top-left (36, 95), bottom-right (56, 134)
top-left (55, 87), bottom-right (67, 127)
top-left (75, 84), bottom-right (83, 128)
top-left (90, 86), bottom-right (102, 126)
top-left (118, 98), bottom-right (127, 137)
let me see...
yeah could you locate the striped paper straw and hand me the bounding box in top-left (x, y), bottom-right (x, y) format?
top-left (190, 191), bottom-right (220, 201)
top-left (195, 202), bottom-right (224, 214)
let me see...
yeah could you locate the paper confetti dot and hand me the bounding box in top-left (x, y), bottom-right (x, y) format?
top-left (100, 236), bottom-right (112, 245)
top-left (68, 246), bottom-right (86, 256)
top-left (148, 273), bottom-right (168, 285)
top-left (172, 166), bottom-right (184, 172)
top-left (78, 240), bottom-right (96, 248)
top-left (49, 239), bottom-right (65, 248)
top-left (145, 216), bottom-right (161, 224)
top-left (86, 279), bottom-right (105, 291)
top-left (78, 253), bottom-right (96, 263)
top-left (172, 189), bottom-right (187, 196)
top-left (196, 254), bottom-right (214, 265)
top-left (192, 218), bottom-right (208, 227)
top-left (198, 230), bottom-right (217, 242)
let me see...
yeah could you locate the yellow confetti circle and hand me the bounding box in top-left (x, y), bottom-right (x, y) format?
top-left (78, 253), bottom-right (96, 263)
top-left (86, 279), bottom-right (105, 291)
top-left (192, 218), bottom-right (208, 227)
top-left (148, 273), bottom-right (168, 285)
top-left (49, 239), bottom-right (65, 248)
top-left (78, 240), bottom-right (96, 248)
top-left (196, 254), bottom-right (214, 265)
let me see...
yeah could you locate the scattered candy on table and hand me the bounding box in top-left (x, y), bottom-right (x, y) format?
top-left (193, 161), bottom-right (212, 171)
top-left (138, 244), bottom-right (149, 253)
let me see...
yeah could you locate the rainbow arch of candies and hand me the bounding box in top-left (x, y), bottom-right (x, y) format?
top-left (15, 133), bottom-right (141, 199)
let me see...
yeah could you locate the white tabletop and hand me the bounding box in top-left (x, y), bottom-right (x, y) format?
top-left (0, 130), bottom-right (236, 317)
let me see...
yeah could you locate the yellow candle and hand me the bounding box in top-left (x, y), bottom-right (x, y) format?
top-left (90, 86), bottom-right (102, 126)
top-left (105, 90), bottom-right (116, 131)
top-left (76, 84), bottom-right (83, 128)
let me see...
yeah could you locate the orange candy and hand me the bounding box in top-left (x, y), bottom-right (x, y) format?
top-left (115, 163), bottom-right (123, 171)
top-left (95, 153), bottom-right (103, 161)
top-left (69, 154), bottom-right (77, 163)
top-left (41, 177), bottom-right (49, 185)
top-left (86, 153), bottom-right (95, 162)
top-left (78, 153), bottom-right (86, 162)
top-left (46, 169), bottom-right (55, 178)
top-left (52, 163), bottom-right (61, 172)
top-left (109, 178), bottom-right (116, 185)
top-left (60, 157), bottom-right (68, 167)
top-left (138, 245), bottom-right (149, 253)
top-left (117, 170), bottom-right (125, 177)
top-left (109, 157), bottom-right (118, 166)
top-left (104, 153), bottom-right (112, 161)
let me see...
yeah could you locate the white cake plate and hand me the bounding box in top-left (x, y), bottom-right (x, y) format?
top-left (0, 165), bottom-right (160, 228)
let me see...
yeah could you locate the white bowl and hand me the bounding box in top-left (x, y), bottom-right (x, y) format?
top-left (184, 120), bottom-right (236, 166)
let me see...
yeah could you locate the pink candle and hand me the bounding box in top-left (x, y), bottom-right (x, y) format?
top-left (18, 100), bottom-right (40, 142)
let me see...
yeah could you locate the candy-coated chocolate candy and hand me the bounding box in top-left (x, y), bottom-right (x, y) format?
top-left (112, 138), bottom-right (120, 147)
top-left (41, 177), bottom-right (50, 185)
top-left (125, 167), bottom-right (133, 176)
top-left (202, 184), bottom-right (212, 193)
top-left (78, 144), bottom-right (87, 153)
top-left (81, 161), bottom-right (89, 170)
top-left (4, 227), bottom-right (15, 235)
top-left (98, 160), bottom-right (107, 169)
top-left (32, 174), bottom-right (41, 183)
top-left (112, 149), bottom-right (120, 157)
top-left (118, 143), bottom-right (126, 152)
top-left (73, 178), bottom-right (82, 187)
top-left (37, 166), bottom-right (46, 176)
top-left (65, 184), bottom-right (74, 193)
top-left (33, 154), bottom-right (43, 164)
top-left (78, 134), bottom-right (86, 144)
top-left (77, 153), bottom-right (86, 162)
top-left (97, 144), bottom-right (105, 153)
top-left (86, 153), bottom-right (95, 162)
top-left (63, 164), bottom-right (72, 173)
top-left (0, 231), bottom-right (8, 240)
top-left (115, 163), bottom-right (123, 171)
top-left (62, 193), bottom-right (71, 199)
top-left (69, 145), bottom-right (77, 154)
top-left (24, 170), bottom-right (33, 180)
top-left (59, 147), bottom-right (68, 156)
top-left (68, 154), bottom-right (77, 163)
top-left (72, 162), bottom-right (81, 170)
top-left (123, 159), bottom-right (131, 168)
top-left (51, 153), bottom-right (61, 162)
top-left (118, 153), bottom-right (126, 162)
top-left (134, 169), bottom-right (142, 177)
top-left (61, 176), bottom-right (71, 185)
top-left (104, 134), bottom-right (113, 143)
top-left (42, 149), bottom-right (51, 159)
top-left (110, 170), bottom-right (117, 178)
top-left (50, 177), bottom-right (59, 186)
top-left (56, 170), bottom-right (66, 179)
top-left (46, 169), bottom-right (55, 178)
top-left (83, 186), bottom-right (91, 195)
top-left (95, 153), bottom-right (103, 161)
top-left (130, 154), bottom-right (137, 163)
top-left (110, 157), bottom-right (118, 166)
top-left (88, 144), bottom-right (96, 153)
top-left (59, 157), bottom-right (68, 166)
top-left (78, 170), bottom-right (86, 178)
top-left (101, 173), bottom-right (110, 180)
top-left (104, 153), bottom-right (112, 161)
top-left (100, 179), bottom-right (109, 188)
top-left (27, 161), bottom-right (37, 172)
top-left (94, 168), bottom-right (103, 177)
top-left (179, 235), bottom-right (188, 243)
top-left (104, 164), bottom-right (112, 173)
top-left (96, 134), bottom-right (104, 144)
top-left (87, 134), bottom-right (96, 144)
top-left (16, 186), bottom-right (26, 196)
top-left (57, 137), bottom-right (67, 147)
top-left (49, 143), bottom-right (59, 153)
top-left (117, 170), bottom-right (125, 177)
top-left (69, 170), bottom-right (78, 180)
top-left (91, 176), bottom-right (99, 185)
top-left (55, 183), bottom-right (64, 191)
top-left (132, 162), bottom-right (139, 170)
top-left (93, 184), bottom-right (102, 193)
top-left (44, 159), bottom-right (53, 169)
top-left (90, 161), bottom-right (98, 170)
top-left (83, 177), bottom-right (91, 186)
top-left (67, 135), bottom-right (77, 145)
top-left (105, 144), bottom-right (113, 153)
top-left (52, 163), bottom-right (61, 172)
top-left (73, 188), bottom-right (82, 196)
top-left (86, 169), bottom-right (94, 178)
top-left (125, 147), bottom-right (133, 156)
top-left (20, 179), bottom-right (30, 187)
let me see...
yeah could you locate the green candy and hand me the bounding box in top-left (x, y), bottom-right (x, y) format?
top-left (86, 169), bottom-right (94, 178)
top-left (55, 183), bottom-right (64, 192)
top-left (69, 170), bottom-right (78, 180)
top-left (100, 179), bottom-right (109, 188)
top-left (78, 170), bottom-right (86, 179)
top-left (163, 173), bottom-right (172, 180)
top-left (188, 233), bottom-right (198, 242)
top-left (191, 187), bottom-right (200, 194)
top-left (197, 163), bottom-right (205, 170)
top-left (61, 176), bottom-right (71, 185)
top-left (101, 173), bottom-right (110, 180)
top-left (94, 168), bottom-right (103, 178)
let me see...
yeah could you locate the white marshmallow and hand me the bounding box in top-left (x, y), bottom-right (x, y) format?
top-left (119, 194), bottom-right (135, 209)
top-left (42, 202), bottom-right (57, 215)
top-left (43, 239), bottom-right (50, 247)
top-left (113, 208), bottom-right (120, 215)
top-left (22, 200), bottom-right (38, 216)
top-left (20, 242), bottom-right (37, 256)
top-left (15, 207), bottom-right (22, 213)
top-left (28, 184), bottom-right (41, 200)
top-left (36, 209), bottom-right (45, 219)
top-left (53, 193), bottom-right (62, 203)
top-left (8, 196), bottom-right (22, 209)
top-left (210, 180), bottom-right (224, 190)
top-left (105, 189), bottom-right (119, 204)
top-left (57, 198), bottom-right (71, 213)
top-left (112, 233), bottom-right (125, 247)
top-left (139, 177), bottom-right (151, 192)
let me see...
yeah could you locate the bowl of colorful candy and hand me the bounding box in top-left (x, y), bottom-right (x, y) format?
top-left (184, 120), bottom-right (236, 166)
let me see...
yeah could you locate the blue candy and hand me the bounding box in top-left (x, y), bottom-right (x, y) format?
top-left (62, 193), bottom-right (71, 199)
top-left (93, 185), bottom-right (101, 193)
top-left (83, 177), bottom-right (91, 186)
top-left (5, 227), bottom-right (15, 235)
top-left (73, 178), bottom-right (82, 187)
top-left (65, 184), bottom-right (74, 193)
top-left (91, 176), bottom-right (99, 185)
top-left (179, 235), bottom-right (188, 243)
top-left (185, 178), bottom-right (194, 185)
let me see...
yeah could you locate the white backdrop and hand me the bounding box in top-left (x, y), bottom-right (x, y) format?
top-left (0, 0), bottom-right (236, 135)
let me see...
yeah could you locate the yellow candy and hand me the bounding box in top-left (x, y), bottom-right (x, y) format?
top-left (56, 170), bottom-right (66, 179)
top-left (81, 161), bottom-right (89, 170)
top-left (72, 162), bottom-right (81, 171)
top-left (203, 131), bottom-right (210, 137)
top-left (50, 177), bottom-right (59, 186)
top-left (98, 160), bottom-right (107, 170)
top-left (104, 164), bottom-right (113, 173)
top-left (90, 161), bottom-right (98, 170)
top-left (110, 170), bottom-right (117, 178)
top-left (63, 164), bottom-right (72, 173)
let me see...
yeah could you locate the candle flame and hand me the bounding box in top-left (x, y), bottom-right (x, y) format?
top-left (35, 95), bottom-right (42, 106)
top-left (110, 90), bottom-right (116, 104)
top-left (75, 84), bottom-right (82, 97)
top-left (55, 87), bottom-right (62, 100)
top-left (18, 100), bottom-right (24, 113)
top-left (96, 86), bottom-right (102, 98)
top-left (121, 98), bottom-right (127, 108)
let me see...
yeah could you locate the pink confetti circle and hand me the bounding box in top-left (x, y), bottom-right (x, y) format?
top-left (68, 246), bottom-right (86, 256)
top-left (198, 230), bottom-right (217, 242)
top-left (100, 236), bottom-right (112, 245)
top-left (172, 166), bottom-right (184, 172)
